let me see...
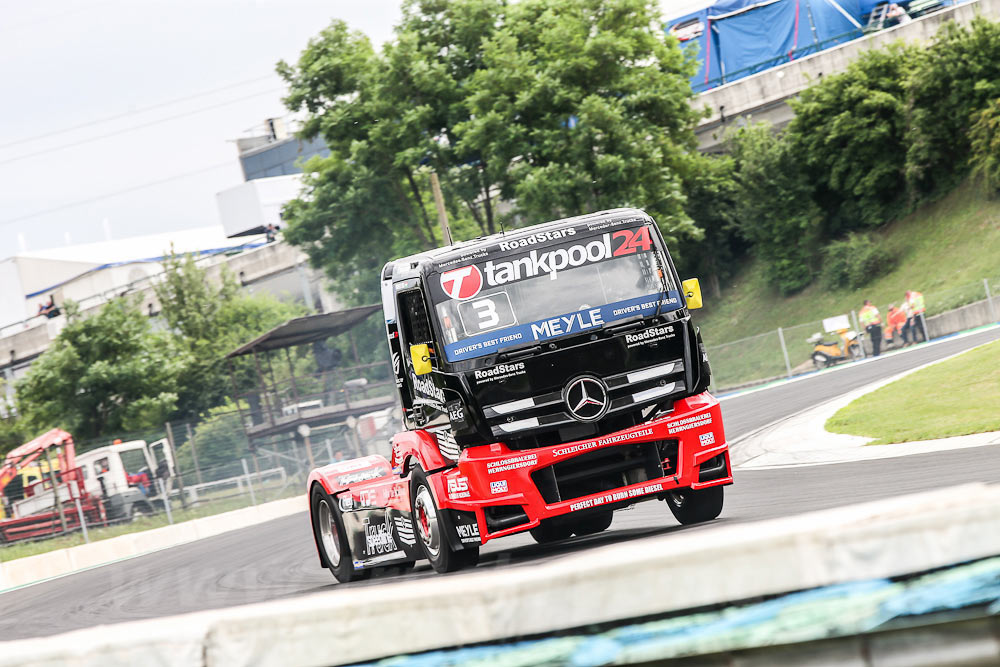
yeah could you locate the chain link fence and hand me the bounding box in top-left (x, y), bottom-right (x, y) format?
top-left (707, 276), bottom-right (1000, 392)
top-left (0, 402), bottom-right (394, 560)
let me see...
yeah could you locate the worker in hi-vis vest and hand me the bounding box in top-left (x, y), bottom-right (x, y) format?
top-left (904, 290), bottom-right (927, 344)
top-left (859, 299), bottom-right (883, 357)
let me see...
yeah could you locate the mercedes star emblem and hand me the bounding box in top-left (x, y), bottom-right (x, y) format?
top-left (565, 376), bottom-right (609, 422)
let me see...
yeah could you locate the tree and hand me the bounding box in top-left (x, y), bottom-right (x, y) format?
top-left (153, 253), bottom-right (303, 418)
top-left (278, 4), bottom-right (505, 303)
top-left (458, 0), bottom-right (700, 242)
top-left (905, 18), bottom-right (1000, 198)
top-left (969, 98), bottom-right (1000, 194)
top-left (788, 44), bottom-right (916, 233)
top-left (17, 300), bottom-right (185, 439)
top-left (278, 0), bottom-right (703, 302)
top-left (673, 153), bottom-right (742, 298)
top-left (729, 124), bottom-right (822, 295)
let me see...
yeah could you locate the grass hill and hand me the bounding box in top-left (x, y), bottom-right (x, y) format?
top-left (692, 180), bottom-right (1000, 389)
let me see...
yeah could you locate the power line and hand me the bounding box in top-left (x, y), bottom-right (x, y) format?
top-left (0, 75), bottom-right (279, 151)
top-left (0, 161), bottom-right (235, 227)
top-left (0, 88), bottom-right (284, 168)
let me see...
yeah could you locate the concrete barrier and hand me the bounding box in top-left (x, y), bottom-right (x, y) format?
top-left (0, 494), bottom-right (306, 592)
top-left (3, 483), bottom-right (1000, 666)
top-left (928, 296), bottom-right (1000, 339)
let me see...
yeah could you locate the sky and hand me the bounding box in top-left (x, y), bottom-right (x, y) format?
top-left (0, 0), bottom-right (705, 261)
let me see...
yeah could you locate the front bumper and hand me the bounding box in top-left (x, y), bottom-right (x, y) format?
top-left (432, 392), bottom-right (731, 545)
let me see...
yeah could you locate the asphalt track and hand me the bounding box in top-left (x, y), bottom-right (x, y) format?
top-left (2, 327), bottom-right (999, 640)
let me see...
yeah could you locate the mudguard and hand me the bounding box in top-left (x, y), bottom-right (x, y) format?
top-left (390, 429), bottom-right (453, 475)
top-left (307, 455), bottom-right (393, 496)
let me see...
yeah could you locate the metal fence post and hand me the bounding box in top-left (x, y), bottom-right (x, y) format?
top-left (185, 422), bottom-right (204, 485)
top-left (72, 486), bottom-right (90, 544)
top-left (242, 459), bottom-right (257, 506)
top-left (986, 278), bottom-right (998, 323)
top-left (850, 310), bottom-right (867, 358)
top-left (777, 327), bottom-right (792, 378)
top-left (44, 446), bottom-right (68, 534)
top-left (157, 478), bottom-right (174, 525)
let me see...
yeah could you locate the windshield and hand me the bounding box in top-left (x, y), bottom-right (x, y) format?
top-left (430, 226), bottom-right (682, 362)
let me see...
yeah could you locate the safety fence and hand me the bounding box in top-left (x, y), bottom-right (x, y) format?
top-left (705, 275), bottom-right (1000, 391)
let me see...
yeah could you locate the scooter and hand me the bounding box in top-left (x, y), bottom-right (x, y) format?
top-left (807, 328), bottom-right (863, 369)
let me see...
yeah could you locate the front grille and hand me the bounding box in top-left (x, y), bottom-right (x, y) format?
top-left (483, 359), bottom-right (686, 441)
top-left (531, 439), bottom-right (678, 504)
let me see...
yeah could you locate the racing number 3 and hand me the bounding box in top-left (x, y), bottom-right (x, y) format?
top-left (458, 292), bottom-right (516, 335)
top-left (471, 299), bottom-right (499, 329)
top-left (612, 227), bottom-right (653, 257)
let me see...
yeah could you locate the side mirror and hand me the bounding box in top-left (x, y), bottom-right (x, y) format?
top-left (410, 344), bottom-right (432, 376)
top-left (682, 278), bottom-right (703, 310)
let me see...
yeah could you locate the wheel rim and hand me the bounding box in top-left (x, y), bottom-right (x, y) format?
top-left (317, 499), bottom-right (341, 567)
top-left (414, 485), bottom-right (441, 557)
top-left (669, 491), bottom-right (686, 508)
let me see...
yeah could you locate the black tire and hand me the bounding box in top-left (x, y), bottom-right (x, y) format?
top-left (310, 485), bottom-right (370, 583)
top-left (410, 468), bottom-right (479, 574)
top-left (571, 511), bottom-right (614, 536)
top-left (666, 485), bottom-right (724, 525)
top-left (811, 353), bottom-right (827, 370)
top-left (529, 517), bottom-right (574, 544)
top-left (849, 343), bottom-right (864, 361)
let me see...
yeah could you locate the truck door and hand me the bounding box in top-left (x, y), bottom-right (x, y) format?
top-left (394, 284), bottom-right (446, 424)
top-left (148, 438), bottom-right (175, 480)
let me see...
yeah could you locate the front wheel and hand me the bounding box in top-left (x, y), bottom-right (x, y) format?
top-left (530, 517), bottom-right (574, 544)
top-left (571, 511), bottom-right (614, 536)
top-left (410, 468), bottom-right (479, 574)
top-left (666, 485), bottom-right (724, 525)
top-left (311, 486), bottom-right (370, 583)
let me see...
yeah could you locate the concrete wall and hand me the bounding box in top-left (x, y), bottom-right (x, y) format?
top-left (928, 296), bottom-right (1000, 338)
top-left (694, 0), bottom-right (1000, 151)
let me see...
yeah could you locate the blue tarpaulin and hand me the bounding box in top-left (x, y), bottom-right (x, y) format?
top-left (668, 0), bottom-right (865, 91)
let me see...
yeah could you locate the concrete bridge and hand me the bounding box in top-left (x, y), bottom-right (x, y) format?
top-left (693, 0), bottom-right (1000, 152)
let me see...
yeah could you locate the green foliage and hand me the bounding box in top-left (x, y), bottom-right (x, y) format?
top-left (175, 402), bottom-right (249, 480)
top-left (279, 0), bottom-right (701, 302)
top-left (17, 298), bottom-right (184, 440)
top-left (821, 233), bottom-right (894, 290)
top-left (729, 124), bottom-right (821, 295)
top-left (458, 0), bottom-right (700, 242)
top-left (789, 44), bottom-right (916, 233)
top-left (153, 253), bottom-right (303, 418)
top-left (904, 18), bottom-right (1000, 198)
top-left (673, 153), bottom-right (743, 297)
top-left (969, 99), bottom-right (1000, 194)
top-left (0, 415), bottom-right (30, 459)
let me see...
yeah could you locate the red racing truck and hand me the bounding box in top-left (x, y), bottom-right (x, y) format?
top-left (308, 209), bottom-right (731, 581)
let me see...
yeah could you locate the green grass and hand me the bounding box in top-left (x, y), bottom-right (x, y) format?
top-left (825, 340), bottom-right (1000, 445)
top-left (0, 481), bottom-right (301, 563)
top-left (694, 181), bottom-right (1000, 387)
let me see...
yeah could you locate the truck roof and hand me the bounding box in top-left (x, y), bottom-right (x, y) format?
top-left (385, 207), bottom-right (651, 280)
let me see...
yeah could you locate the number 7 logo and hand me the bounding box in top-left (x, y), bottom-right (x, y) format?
top-left (440, 265), bottom-right (484, 300)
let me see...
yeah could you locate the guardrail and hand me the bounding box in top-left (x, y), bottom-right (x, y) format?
top-left (2, 483), bottom-right (999, 666)
top-left (182, 466), bottom-right (286, 504)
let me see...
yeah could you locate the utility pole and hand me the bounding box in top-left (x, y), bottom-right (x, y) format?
top-left (429, 171), bottom-right (453, 246)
